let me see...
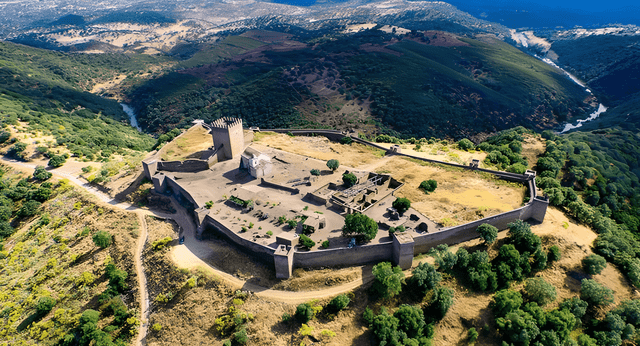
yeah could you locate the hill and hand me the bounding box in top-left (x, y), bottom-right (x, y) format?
top-left (126, 28), bottom-right (591, 139)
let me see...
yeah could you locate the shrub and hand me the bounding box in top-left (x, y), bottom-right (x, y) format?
top-left (296, 303), bottom-right (314, 323)
top-left (476, 223), bottom-right (498, 245)
top-left (419, 179), bottom-right (438, 193)
top-left (48, 154), bottom-right (67, 168)
top-left (458, 138), bottom-right (475, 151)
top-left (523, 277), bottom-right (557, 306)
top-left (392, 197), bottom-right (411, 215)
top-left (342, 172), bottom-right (357, 187)
top-left (432, 286), bottom-right (455, 319)
top-left (326, 159), bottom-right (340, 171)
top-left (36, 296), bottom-right (56, 316)
top-left (92, 231), bottom-right (112, 249)
top-left (492, 289), bottom-right (523, 317)
top-left (468, 327), bottom-right (478, 343)
top-left (371, 262), bottom-right (405, 298)
top-left (205, 201), bottom-right (213, 209)
top-left (340, 136), bottom-right (353, 144)
top-left (152, 236), bottom-right (172, 250)
top-left (287, 219), bottom-right (298, 229)
top-left (17, 200), bottom-right (41, 218)
top-left (321, 240), bottom-right (329, 248)
top-left (582, 254), bottom-right (607, 275)
top-left (310, 169), bottom-right (320, 176)
top-left (33, 166), bottom-right (52, 181)
top-left (548, 245), bottom-right (561, 263)
top-left (151, 323), bottom-right (162, 332)
top-left (327, 294), bottom-right (350, 313)
top-left (411, 262), bottom-right (441, 294)
top-left (581, 279), bottom-right (614, 307)
top-left (342, 213), bottom-right (378, 242)
top-left (299, 234), bottom-right (315, 249)
top-left (266, 231), bottom-right (273, 237)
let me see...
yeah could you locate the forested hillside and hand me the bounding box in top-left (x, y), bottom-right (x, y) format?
top-left (126, 29), bottom-right (591, 139)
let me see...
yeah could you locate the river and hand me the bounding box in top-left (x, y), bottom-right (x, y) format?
top-left (121, 103), bottom-right (142, 132)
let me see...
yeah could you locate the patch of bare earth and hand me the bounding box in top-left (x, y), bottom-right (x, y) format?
top-left (376, 156), bottom-right (526, 225)
top-left (158, 125), bottom-right (213, 161)
top-left (520, 134), bottom-right (546, 169)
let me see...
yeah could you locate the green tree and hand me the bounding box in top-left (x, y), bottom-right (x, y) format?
top-left (492, 289), bottom-right (523, 317)
top-left (431, 286), bottom-right (455, 319)
top-left (476, 223), bottom-right (498, 245)
top-left (327, 294), bottom-right (350, 313)
top-left (457, 138), bottom-right (475, 151)
top-left (581, 279), bottom-right (614, 307)
top-left (523, 277), bottom-right (557, 306)
top-left (48, 154), bottom-right (67, 168)
top-left (326, 159), bottom-right (340, 171)
top-left (298, 234), bottom-right (315, 249)
top-left (548, 245), bottom-right (561, 263)
top-left (0, 221), bottom-right (13, 239)
top-left (371, 262), bottom-right (405, 298)
top-left (36, 296), bottom-right (56, 316)
top-left (342, 172), bottom-right (357, 187)
top-left (468, 327), bottom-right (478, 343)
top-left (392, 197), bottom-right (411, 215)
top-left (411, 262), bottom-right (441, 294)
top-left (310, 169), bottom-right (320, 176)
top-left (342, 213), bottom-right (378, 242)
top-left (33, 166), bottom-right (52, 181)
top-left (105, 263), bottom-right (128, 292)
top-left (582, 254), bottom-right (607, 275)
top-left (393, 304), bottom-right (427, 339)
top-left (419, 180), bottom-right (438, 193)
top-left (296, 303), bottom-right (314, 323)
top-left (17, 200), bottom-right (41, 218)
top-left (559, 297), bottom-right (588, 320)
top-left (92, 231), bottom-right (112, 249)
top-left (495, 309), bottom-right (540, 346)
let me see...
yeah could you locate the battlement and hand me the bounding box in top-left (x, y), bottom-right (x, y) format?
top-left (210, 117), bottom-right (242, 130)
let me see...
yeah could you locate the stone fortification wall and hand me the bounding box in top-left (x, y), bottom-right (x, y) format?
top-left (164, 175), bottom-right (199, 207)
top-left (202, 214), bottom-right (276, 264)
top-left (157, 159), bottom-right (209, 172)
top-left (293, 242), bottom-right (394, 268)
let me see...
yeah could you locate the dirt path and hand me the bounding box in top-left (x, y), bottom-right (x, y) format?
top-left (134, 212), bottom-right (150, 346)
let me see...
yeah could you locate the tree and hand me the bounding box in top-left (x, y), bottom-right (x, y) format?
top-left (33, 166), bottom-right (52, 181)
top-left (523, 277), bottom-right (557, 306)
top-left (457, 138), bottom-right (475, 151)
top-left (492, 289), bottom-right (523, 317)
top-left (582, 254), bottom-right (607, 275)
top-left (476, 223), bottom-right (498, 245)
top-left (105, 263), bottom-right (128, 292)
top-left (419, 180), bottom-right (438, 193)
top-left (0, 221), bottom-right (14, 239)
top-left (411, 262), bottom-right (441, 294)
top-left (393, 304), bottom-right (426, 339)
top-left (371, 262), bottom-right (405, 298)
top-left (310, 169), bottom-right (320, 176)
top-left (559, 297), bottom-right (588, 320)
top-left (468, 327), bottom-right (478, 343)
top-left (296, 303), bottom-right (314, 323)
top-left (431, 286), bottom-right (455, 319)
top-left (392, 197), bottom-right (411, 215)
top-left (495, 309), bottom-right (540, 346)
top-left (326, 159), bottom-right (340, 171)
top-left (17, 200), bottom-right (41, 218)
top-left (298, 234), bottom-right (315, 249)
top-left (327, 294), bottom-right (350, 313)
top-left (342, 213), bottom-right (378, 242)
top-left (548, 245), bottom-right (561, 263)
top-left (581, 279), bottom-right (614, 307)
top-left (92, 231), bottom-right (112, 249)
top-left (36, 296), bottom-right (56, 316)
top-left (342, 172), bottom-right (357, 187)
top-left (48, 154), bottom-right (67, 168)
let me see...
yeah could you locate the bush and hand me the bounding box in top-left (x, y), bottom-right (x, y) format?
top-left (296, 303), bottom-right (314, 323)
top-left (152, 236), bottom-right (172, 250)
top-left (327, 294), bottom-right (350, 313)
top-left (340, 136), bottom-right (353, 144)
top-left (342, 172), bottom-right (357, 187)
top-left (17, 200), bottom-right (41, 218)
top-left (492, 289), bottom-right (523, 317)
top-left (468, 327), bottom-right (478, 343)
top-left (392, 197), bottom-right (411, 215)
top-left (36, 296), bottom-right (56, 316)
top-left (431, 286), bottom-right (455, 319)
top-left (151, 323), bottom-right (162, 332)
top-left (33, 166), bottom-right (52, 181)
top-left (371, 262), bottom-right (405, 298)
top-left (326, 159), bottom-right (340, 171)
top-left (523, 277), bottom-right (557, 306)
top-left (287, 219), bottom-right (298, 229)
top-left (581, 279), bottom-right (614, 307)
top-left (582, 254), bottom-right (607, 275)
top-left (48, 154), bottom-right (67, 168)
top-left (548, 245), bottom-right (561, 263)
top-left (92, 231), bottom-right (112, 249)
top-left (419, 179), bottom-right (438, 193)
top-left (299, 234), bottom-right (315, 249)
top-left (458, 138), bottom-right (475, 151)
top-left (411, 262), bottom-right (441, 294)
top-left (342, 213), bottom-right (378, 242)
top-left (321, 240), bottom-right (329, 248)
top-left (310, 169), bottom-right (320, 176)
top-left (476, 223), bottom-right (498, 245)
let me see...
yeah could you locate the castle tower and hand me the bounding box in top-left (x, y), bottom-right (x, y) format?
top-left (209, 117), bottom-right (244, 161)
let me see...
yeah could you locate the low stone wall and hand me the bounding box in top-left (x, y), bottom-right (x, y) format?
top-left (260, 178), bottom-right (300, 195)
top-left (202, 214), bottom-right (276, 264)
top-left (293, 242), bottom-right (394, 267)
top-left (261, 129), bottom-right (347, 142)
top-left (157, 159), bottom-right (209, 172)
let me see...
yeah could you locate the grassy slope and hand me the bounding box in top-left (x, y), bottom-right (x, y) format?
top-left (0, 166), bottom-right (140, 345)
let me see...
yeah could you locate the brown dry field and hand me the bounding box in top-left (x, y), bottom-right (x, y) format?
top-left (159, 125), bottom-right (213, 161)
top-left (520, 134), bottom-right (546, 168)
top-left (378, 156), bottom-right (526, 225)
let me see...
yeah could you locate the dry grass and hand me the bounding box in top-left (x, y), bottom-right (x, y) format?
top-left (159, 125), bottom-right (213, 161)
top-left (520, 134), bottom-right (546, 169)
top-left (377, 156), bottom-right (526, 225)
